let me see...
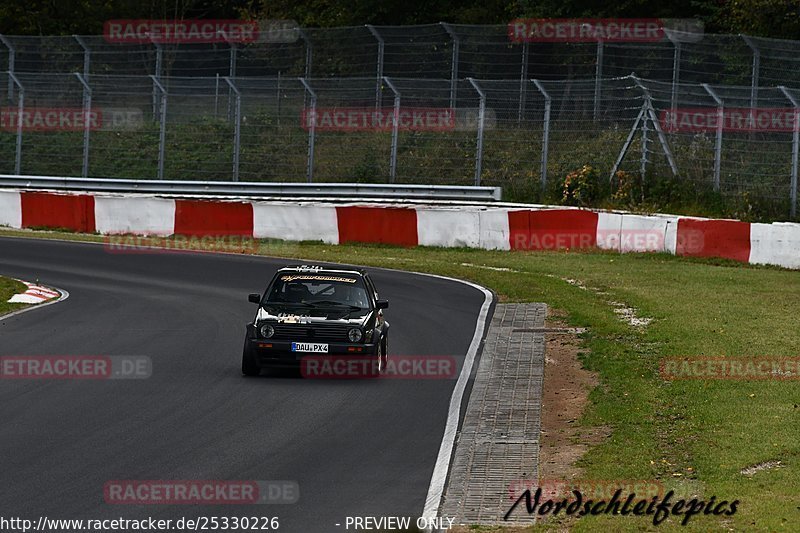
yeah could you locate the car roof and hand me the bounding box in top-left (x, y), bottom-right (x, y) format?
top-left (277, 264), bottom-right (367, 276)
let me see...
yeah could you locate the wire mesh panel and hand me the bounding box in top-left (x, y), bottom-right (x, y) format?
top-left (79, 36), bottom-right (157, 77)
top-left (0, 72), bottom-right (18, 173)
top-left (713, 85), bottom-right (794, 203)
top-left (85, 74), bottom-right (160, 179)
top-left (541, 77), bottom-right (643, 186)
top-left (377, 25), bottom-right (452, 79)
top-left (235, 76), bottom-right (307, 181)
top-left (472, 79), bottom-right (543, 193)
top-left (303, 77), bottom-right (391, 181)
top-left (303, 27), bottom-right (379, 78)
top-left (12, 73), bottom-right (86, 176)
top-left (387, 78), bottom-right (475, 185)
top-left (4, 36), bottom-right (85, 74)
top-left (158, 76), bottom-right (235, 180)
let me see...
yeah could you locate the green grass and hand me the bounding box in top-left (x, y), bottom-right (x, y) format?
top-left (1, 112), bottom-right (796, 222)
top-left (0, 276), bottom-right (28, 317)
top-left (1, 228), bottom-right (799, 531)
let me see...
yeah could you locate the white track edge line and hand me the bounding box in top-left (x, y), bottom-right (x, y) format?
top-left (0, 284), bottom-right (70, 322)
top-left (416, 274), bottom-right (493, 529)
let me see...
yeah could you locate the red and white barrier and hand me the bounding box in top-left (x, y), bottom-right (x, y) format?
top-left (1, 188), bottom-right (799, 270)
top-left (7, 280), bottom-right (60, 304)
top-left (253, 202), bottom-right (339, 244)
top-left (95, 196), bottom-right (175, 236)
top-left (0, 190), bottom-right (21, 228)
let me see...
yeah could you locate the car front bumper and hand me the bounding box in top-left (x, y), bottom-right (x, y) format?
top-left (246, 338), bottom-right (379, 368)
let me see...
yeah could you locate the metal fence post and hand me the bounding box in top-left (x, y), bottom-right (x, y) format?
top-left (224, 77), bottom-right (241, 181)
top-left (532, 79), bottom-right (550, 191)
top-left (74, 73), bottom-right (92, 177)
top-left (366, 25), bottom-right (384, 110)
top-left (441, 23), bottom-right (459, 109)
top-left (383, 77), bottom-right (401, 182)
top-left (594, 39), bottom-right (603, 120)
top-left (298, 30), bottom-right (313, 80)
top-left (7, 72), bottom-right (23, 173)
top-left (150, 75), bottom-right (167, 179)
top-left (152, 41), bottom-right (163, 119)
top-left (742, 35), bottom-right (760, 109)
top-left (518, 42), bottom-right (529, 124)
top-left (299, 78), bottom-right (317, 182)
top-left (467, 78), bottom-right (485, 186)
top-left (780, 86), bottom-right (799, 218)
top-left (640, 104), bottom-right (649, 179)
top-left (703, 83), bottom-right (723, 191)
top-left (668, 33), bottom-right (681, 114)
top-left (633, 77), bottom-right (680, 177)
top-left (73, 35), bottom-right (91, 79)
top-left (0, 35), bottom-right (16, 101)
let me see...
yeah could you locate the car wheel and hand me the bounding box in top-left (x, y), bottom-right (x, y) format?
top-left (378, 335), bottom-right (388, 375)
top-left (241, 341), bottom-right (260, 377)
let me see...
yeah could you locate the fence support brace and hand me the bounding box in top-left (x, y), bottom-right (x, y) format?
top-left (440, 23), bottom-right (459, 110)
top-left (742, 35), bottom-right (760, 110)
top-left (7, 72), bottom-right (23, 173)
top-left (149, 75), bottom-right (167, 179)
top-left (74, 73), bottom-right (92, 178)
top-left (299, 78), bottom-right (317, 182)
top-left (0, 35), bottom-right (15, 101)
top-left (468, 78), bottom-right (485, 186)
top-left (223, 77), bottom-right (241, 181)
top-left (703, 83), bottom-right (723, 191)
top-left (382, 76), bottom-right (401, 182)
top-left (73, 35), bottom-right (91, 79)
top-left (594, 39), bottom-right (603, 120)
top-left (780, 85), bottom-right (799, 218)
top-left (610, 78), bottom-right (679, 182)
top-left (532, 79), bottom-right (550, 191)
top-left (366, 25), bottom-right (384, 110)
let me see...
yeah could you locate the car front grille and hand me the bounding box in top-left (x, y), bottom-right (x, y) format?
top-left (271, 323), bottom-right (352, 342)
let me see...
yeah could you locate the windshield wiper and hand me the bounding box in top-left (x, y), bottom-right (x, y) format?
top-left (264, 301), bottom-right (315, 307)
top-left (310, 300), bottom-right (363, 310)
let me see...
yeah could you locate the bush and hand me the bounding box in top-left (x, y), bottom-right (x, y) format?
top-left (562, 165), bottom-right (600, 207)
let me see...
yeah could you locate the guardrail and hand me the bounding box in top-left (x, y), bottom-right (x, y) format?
top-left (0, 175), bottom-right (502, 202)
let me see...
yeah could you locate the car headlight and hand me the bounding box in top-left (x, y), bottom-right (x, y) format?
top-left (348, 328), bottom-right (363, 343)
top-left (259, 323), bottom-right (275, 338)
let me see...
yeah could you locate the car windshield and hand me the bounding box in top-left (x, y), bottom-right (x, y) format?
top-left (265, 273), bottom-right (371, 309)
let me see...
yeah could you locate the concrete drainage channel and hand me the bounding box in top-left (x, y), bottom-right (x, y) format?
top-left (441, 303), bottom-right (549, 524)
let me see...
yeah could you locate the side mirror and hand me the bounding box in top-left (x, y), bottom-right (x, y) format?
top-left (248, 293), bottom-right (261, 304)
top-left (375, 299), bottom-right (389, 310)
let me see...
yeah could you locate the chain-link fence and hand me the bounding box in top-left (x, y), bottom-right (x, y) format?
top-left (1, 71), bottom-right (798, 217)
top-left (1, 24), bottom-right (800, 218)
top-left (4, 26), bottom-right (800, 89)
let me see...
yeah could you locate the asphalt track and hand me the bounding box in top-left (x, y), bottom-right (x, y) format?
top-left (0, 236), bottom-right (489, 533)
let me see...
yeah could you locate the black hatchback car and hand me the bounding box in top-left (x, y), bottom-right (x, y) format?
top-left (242, 265), bottom-right (389, 376)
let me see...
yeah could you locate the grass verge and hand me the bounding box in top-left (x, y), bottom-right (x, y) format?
top-left (1, 228), bottom-right (798, 531)
top-left (0, 276), bottom-right (28, 317)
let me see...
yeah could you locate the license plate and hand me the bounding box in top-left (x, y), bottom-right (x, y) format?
top-left (291, 342), bottom-right (329, 353)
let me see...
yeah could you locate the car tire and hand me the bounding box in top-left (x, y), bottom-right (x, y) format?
top-left (241, 341), bottom-right (260, 377)
top-left (378, 335), bottom-right (388, 375)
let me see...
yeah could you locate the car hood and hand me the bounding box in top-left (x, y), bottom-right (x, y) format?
top-left (257, 304), bottom-right (370, 326)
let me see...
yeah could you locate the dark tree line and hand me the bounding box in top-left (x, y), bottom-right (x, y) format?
top-left (0, 0), bottom-right (798, 39)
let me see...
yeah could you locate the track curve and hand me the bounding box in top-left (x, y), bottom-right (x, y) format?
top-left (0, 236), bottom-right (489, 532)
